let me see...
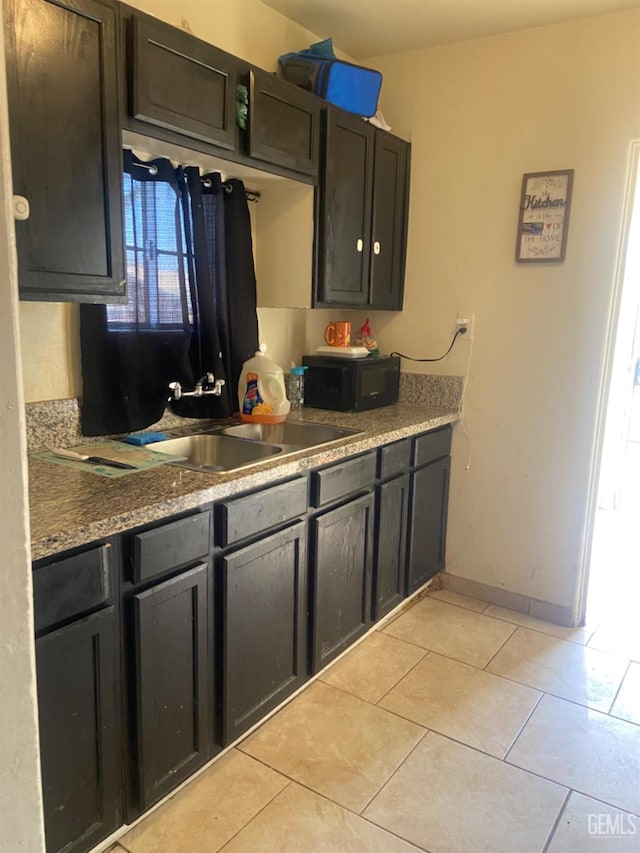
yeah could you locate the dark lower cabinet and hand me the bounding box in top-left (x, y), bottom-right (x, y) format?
top-left (310, 493), bottom-right (374, 672)
top-left (36, 607), bottom-right (120, 853)
top-left (4, 0), bottom-right (125, 303)
top-left (374, 473), bottom-right (410, 620)
top-left (407, 456), bottom-right (451, 593)
top-left (221, 521), bottom-right (308, 743)
top-left (32, 425), bottom-right (452, 853)
top-left (132, 563), bottom-right (210, 812)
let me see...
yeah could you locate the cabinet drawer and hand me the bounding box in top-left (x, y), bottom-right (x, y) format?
top-left (413, 426), bottom-right (452, 468)
top-left (311, 452), bottom-right (376, 507)
top-left (378, 438), bottom-right (412, 480)
top-left (33, 544), bottom-right (111, 633)
top-left (218, 477), bottom-right (308, 547)
top-left (133, 510), bottom-right (211, 584)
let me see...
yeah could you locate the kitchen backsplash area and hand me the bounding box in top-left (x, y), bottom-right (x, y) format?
top-left (25, 373), bottom-right (463, 454)
top-left (398, 373), bottom-right (463, 409)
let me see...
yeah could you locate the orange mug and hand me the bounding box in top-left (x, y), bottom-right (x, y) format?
top-left (324, 321), bottom-right (351, 347)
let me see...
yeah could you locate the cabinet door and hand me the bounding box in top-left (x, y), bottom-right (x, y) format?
top-left (4, 0), bottom-right (125, 303)
top-left (315, 109), bottom-right (374, 306)
top-left (133, 563), bottom-right (209, 811)
top-left (370, 133), bottom-right (410, 309)
top-left (407, 457), bottom-right (451, 593)
top-left (374, 473), bottom-right (410, 621)
top-left (130, 13), bottom-right (236, 149)
top-left (311, 492), bottom-right (374, 672)
top-left (248, 70), bottom-right (320, 176)
top-left (222, 522), bottom-right (307, 743)
top-left (36, 608), bottom-right (119, 853)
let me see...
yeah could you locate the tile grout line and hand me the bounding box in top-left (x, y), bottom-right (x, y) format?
top-left (429, 591), bottom-right (491, 614)
top-left (234, 774), bottom-right (432, 852)
top-left (357, 727), bottom-right (431, 817)
top-left (491, 668), bottom-right (640, 722)
top-left (357, 725), bottom-right (579, 819)
top-left (481, 623), bottom-right (519, 671)
top-left (216, 778), bottom-right (293, 852)
top-left (373, 649), bottom-right (431, 707)
top-left (502, 690), bottom-right (545, 761)
top-left (462, 602), bottom-right (601, 648)
top-left (540, 787), bottom-right (573, 853)
top-left (501, 701), bottom-right (640, 815)
top-left (606, 658), bottom-right (632, 716)
top-left (433, 592), bottom-right (600, 647)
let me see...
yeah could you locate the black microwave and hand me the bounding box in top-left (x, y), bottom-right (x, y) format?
top-left (301, 355), bottom-right (400, 412)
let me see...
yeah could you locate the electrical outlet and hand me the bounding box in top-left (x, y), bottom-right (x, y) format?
top-left (456, 313), bottom-right (474, 341)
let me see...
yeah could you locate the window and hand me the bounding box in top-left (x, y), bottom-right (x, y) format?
top-left (106, 171), bottom-right (194, 330)
top-left (80, 150), bottom-right (258, 435)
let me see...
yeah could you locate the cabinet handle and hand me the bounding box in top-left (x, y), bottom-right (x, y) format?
top-left (373, 241), bottom-right (381, 255)
top-left (356, 238), bottom-right (363, 253)
top-left (13, 195), bottom-right (30, 221)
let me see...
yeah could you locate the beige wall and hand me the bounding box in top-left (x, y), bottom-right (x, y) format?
top-left (0, 13), bottom-right (45, 853)
top-left (368, 9), bottom-right (640, 611)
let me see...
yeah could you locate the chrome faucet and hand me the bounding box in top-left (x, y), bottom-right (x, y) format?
top-left (168, 372), bottom-right (225, 401)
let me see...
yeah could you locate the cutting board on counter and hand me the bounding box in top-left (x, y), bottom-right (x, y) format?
top-left (35, 439), bottom-right (187, 478)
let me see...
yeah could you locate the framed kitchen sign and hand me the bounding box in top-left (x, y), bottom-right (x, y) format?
top-left (515, 169), bottom-right (574, 262)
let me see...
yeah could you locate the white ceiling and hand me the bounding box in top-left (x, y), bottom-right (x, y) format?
top-left (261, 0), bottom-right (640, 58)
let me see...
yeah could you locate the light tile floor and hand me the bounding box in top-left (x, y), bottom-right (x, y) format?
top-left (115, 591), bottom-right (640, 853)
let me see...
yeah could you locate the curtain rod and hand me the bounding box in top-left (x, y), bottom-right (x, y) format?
top-left (132, 160), bottom-right (260, 203)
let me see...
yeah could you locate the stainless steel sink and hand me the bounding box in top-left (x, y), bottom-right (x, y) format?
top-left (146, 434), bottom-right (282, 472)
top-left (147, 419), bottom-right (362, 473)
top-left (221, 421), bottom-right (360, 449)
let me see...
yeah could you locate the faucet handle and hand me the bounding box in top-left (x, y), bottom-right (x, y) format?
top-left (168, 381), bottom-right (182, 401)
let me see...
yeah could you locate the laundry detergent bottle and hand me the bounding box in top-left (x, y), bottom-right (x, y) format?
top-left (238, 344), bottom-right (291, 423)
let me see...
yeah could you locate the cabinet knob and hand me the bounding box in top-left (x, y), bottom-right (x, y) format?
top-left (356, 238), bottom-right (363, 253)
top-left (13, 195), bottom-right (30, 220)
top-left (373, 241), bottom-right (381, 255)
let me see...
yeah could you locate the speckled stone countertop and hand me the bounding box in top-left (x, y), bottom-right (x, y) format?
top-left (29, 404), bottom-right (458, 561)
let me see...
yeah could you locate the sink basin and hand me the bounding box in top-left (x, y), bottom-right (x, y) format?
top-left (222, 421), bottom-right (360, 449)
top-left (146, 434), bottom-right (282, 472)
top-left (147, 419), bottom-right (362, 473)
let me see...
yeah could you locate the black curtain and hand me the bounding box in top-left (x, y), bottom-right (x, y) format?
top-left (80, 151), bottom-right (259, 435)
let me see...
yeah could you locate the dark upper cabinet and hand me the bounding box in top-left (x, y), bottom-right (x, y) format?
top-left (4, 0), bottom-right (125, 303)
top-left (221, 521), bottom-right (308, 744)
top-left (126, 10), bottom-right (236, 149)
top-left (310, 492), bottom-right (374, 672)
top-left (248, 69), bottom-right (320, 177)
top-left (315, 107), bottom-right (410, 310)
top-left (369, 133), bottom-right (411, 308)
top-left (315, 110), bottom-right (374, 307)
top-left (131, 563), bottom-right (210, 812)
top-left (36, 607), bottom-right (120, 853)
top-left (119, 8), bottom-right (318, 182)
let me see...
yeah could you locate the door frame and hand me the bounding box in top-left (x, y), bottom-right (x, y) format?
top-left (574, 139), bottom-right (640, 625)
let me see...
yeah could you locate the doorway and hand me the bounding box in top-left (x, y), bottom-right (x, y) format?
top-left (586, 141), bottom-right (640, 629)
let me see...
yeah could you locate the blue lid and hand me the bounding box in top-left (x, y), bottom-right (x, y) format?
top-left (290, 366), bottom-right (308, 375)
